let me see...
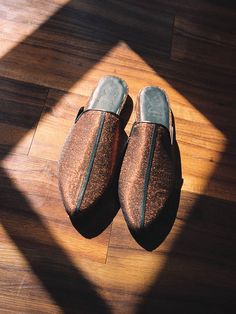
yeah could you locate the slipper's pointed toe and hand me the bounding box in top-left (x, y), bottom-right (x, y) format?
top-left (59, 110), bottom-right (123, 217)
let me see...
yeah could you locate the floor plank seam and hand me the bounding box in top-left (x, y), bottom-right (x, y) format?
top-left (27, 88), bottom-right (50, 156)
top-left (105, 220), bottom-right (113, 264)
top-left (169, 14), bottom-right (176, 58)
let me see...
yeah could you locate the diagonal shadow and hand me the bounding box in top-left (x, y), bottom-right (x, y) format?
top-left (0, 168), bottom-right (110, 313)
top-left (1, 0), bottom-right (236, 313)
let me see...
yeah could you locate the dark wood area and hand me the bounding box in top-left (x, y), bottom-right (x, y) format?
top-left (0, 0), bottom-right (236, 313)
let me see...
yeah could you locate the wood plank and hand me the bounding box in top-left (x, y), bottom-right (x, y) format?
top-left (0, 151), bottom-right (112, 312)
top-left (0, 0), bottom-right (236, 313)
top-left (171, 14), bottom-right (236, 72)
top-left (104, 191), bottom-right (236, 313)
top-left (135, 0), bottom-right (236, 15)
top-left (1, 189), bottom-right (235, 314)
top-left (0, 229), bottom-right (111, 314)
top-left (0, 77), bottom-right (48, 155)
top-left (0, 154), bottom-right (110, 264)
top-left (0, 0), bottom-right (174, 91)
top-left (29, 89), bottom-right (87, 161)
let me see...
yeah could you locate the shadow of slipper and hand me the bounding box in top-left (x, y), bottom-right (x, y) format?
top-left (70, 174), bottom-right (120, 238)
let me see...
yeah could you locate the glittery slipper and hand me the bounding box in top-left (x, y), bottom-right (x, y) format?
top-left (119, 86), bottom-right (176, 232)
top-left (59, 75), bottom-right (128, 218)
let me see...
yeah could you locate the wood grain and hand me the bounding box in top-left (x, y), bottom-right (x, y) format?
top-left (0, 0), bottom-right (236, 313)
top-left (0, 153), bottom-right (110, 261)
top-left (105, 191), bottom-right (236, 313)
top-left (0, 77), bottom-right (48, 155)
top-left (172, 14), bottom-right (236, 72)
top-left (0, 153), bottom-right (111, 314)
top-left (0, 0), bottom-right (174, 92)
top-left (29, 89), bottom-right (88, 161)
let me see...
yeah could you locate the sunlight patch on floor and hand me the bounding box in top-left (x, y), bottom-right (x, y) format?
top-left (0, 0), bottom-right (70, 58)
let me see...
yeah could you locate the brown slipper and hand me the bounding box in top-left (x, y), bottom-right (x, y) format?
top-left (58, 76), bottom-right (128, 218)
top-left (118, 87), bottom-right (176, 232)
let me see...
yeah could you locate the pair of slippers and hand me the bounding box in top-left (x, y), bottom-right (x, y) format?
top-left (58, 76), bottom-right (180, 246)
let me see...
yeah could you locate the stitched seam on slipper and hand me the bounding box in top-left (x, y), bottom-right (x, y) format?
top-left (75, 111), bottom-right (106, 212)
top-left (140, 124), bottom-right (157, 228)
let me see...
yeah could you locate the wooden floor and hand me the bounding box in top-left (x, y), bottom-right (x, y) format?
top-left (0, 0), bottom-right (236, 313)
